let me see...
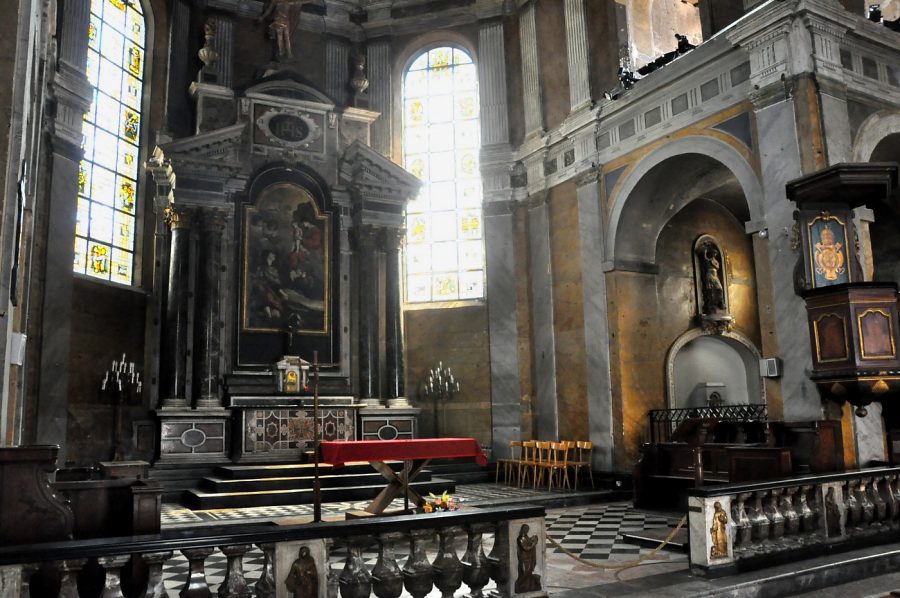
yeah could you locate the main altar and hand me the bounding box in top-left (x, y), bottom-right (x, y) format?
top-left (145, 31), bottom-right (422, 463)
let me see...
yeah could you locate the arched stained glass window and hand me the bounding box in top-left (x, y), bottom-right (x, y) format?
top-left (403, 46), bottom-right (484, 303)
top-left (74, 0), bottom-right (146, 285)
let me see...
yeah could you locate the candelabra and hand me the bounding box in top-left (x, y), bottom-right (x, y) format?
top-left (100, 353), bottom-right (142, 461)
top-left (423, 362), bottom-right (460, 437)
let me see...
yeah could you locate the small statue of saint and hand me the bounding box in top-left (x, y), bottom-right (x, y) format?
top-left (700, 242), bottom-right (727, 315)
top-left (285, 545), bottom-right (319, 598)
top-left (709, 501), bottom-right (729, 559)
top-left (259, 0), bottom-right (311, 61)
top-left (514, 524), bottom-right (542, 593)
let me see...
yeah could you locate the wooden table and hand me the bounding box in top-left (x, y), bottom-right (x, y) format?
top-left (319, 438), bottom-right (487, 514)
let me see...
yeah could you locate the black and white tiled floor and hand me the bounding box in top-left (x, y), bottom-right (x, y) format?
top-left (159, 487), bottom-right (685, 595)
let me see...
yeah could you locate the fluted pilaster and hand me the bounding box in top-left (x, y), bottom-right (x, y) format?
top-left (478, 20), bottom-right (509, 146)
top-left (564, 0), bottom-right (591, 111)
top-left (519, 2), bottom-right (543, 137)
top-left (367, 39), bottom-right (392, 156)
top-left (326, 37), bottom-right (350, 106)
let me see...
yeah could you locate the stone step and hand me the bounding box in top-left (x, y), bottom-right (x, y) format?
top-left (183, 477), bottom-right (457, 510)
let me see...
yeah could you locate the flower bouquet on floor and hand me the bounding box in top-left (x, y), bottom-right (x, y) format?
top-left (419, 491), bottom-right (459, 513)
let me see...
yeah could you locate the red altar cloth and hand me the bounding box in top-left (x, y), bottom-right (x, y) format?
top-left (319, 438), bottom-right (487, 468)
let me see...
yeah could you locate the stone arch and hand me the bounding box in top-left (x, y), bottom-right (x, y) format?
top-left (851, 110), bottom-right (900, 162)
top-left (665, 328), bottom-right (764, 409)
top-left (605, 135), bottom-right (763, 269)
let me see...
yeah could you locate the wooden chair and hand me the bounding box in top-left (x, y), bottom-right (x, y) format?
top-left (531, 441), bottom-right (553, 488)
top-left (545, 441), bottom-right (571, 491)
top-left (518, 441), bottom-right (538, 488)
top-left (495, 440), bottom-right (523, 485)
top-left (568, 440), bottom-right (594, 490)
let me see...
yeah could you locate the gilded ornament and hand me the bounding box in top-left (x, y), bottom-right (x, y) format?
top-left (813, 224), bottom-right (845, 281)
top-left (872, 379), bottom-right (890, 394)
top-left (829, 382), bottom-right (847, 396)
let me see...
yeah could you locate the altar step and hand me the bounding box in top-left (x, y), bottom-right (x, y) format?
top-left (183, 461), bottom-right (457, 510)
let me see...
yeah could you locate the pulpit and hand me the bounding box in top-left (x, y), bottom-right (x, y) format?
top-left (804, 283), bottom-right (900, 416)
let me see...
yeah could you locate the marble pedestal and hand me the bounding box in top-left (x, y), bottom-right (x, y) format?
top-left (358, 406), bottom-right (421, 441)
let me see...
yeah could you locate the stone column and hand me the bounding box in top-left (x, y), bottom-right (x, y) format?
top-left (35, 0), bottom-right (93, 457)
top-left (160, 207), bottom-right (193, 409)
top-left (326, 37), bottom-right (350, 106)
top-left (519, 1), bottom-right (544, 137)
top-left (357, 225), bottom-right (381, 405)
top-left (367, 39), bottom-right (391, 157)
top-left (384, 228), bottom-right (406, 406)
top-left (527, 194), bottom-right (558, 439)
top-left (194, 210), bottom-right (227, 410)
top-left (564, 0), bottom-right (592, 111)
top-left (160, 0), bottom-right (192, 140)
top-left (576, 172), bottom-right (613, 470)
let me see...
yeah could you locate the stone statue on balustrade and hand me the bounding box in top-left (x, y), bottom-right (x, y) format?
top-left (285, 545), bottom-right (319, 598)
top-left (514, 524), bottom-right (542, 593)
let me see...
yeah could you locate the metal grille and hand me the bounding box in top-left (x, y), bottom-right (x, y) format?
top-left (647, 404), bottom-right (768, 443)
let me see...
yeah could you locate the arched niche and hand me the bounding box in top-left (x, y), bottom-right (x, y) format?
top-left (666, 329), bottom-right (764, 409)
top-left (606, 135), bottom-right (762, 269)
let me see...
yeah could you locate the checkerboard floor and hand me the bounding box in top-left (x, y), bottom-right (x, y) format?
top-left (159, 491), bottom-right (686, 596)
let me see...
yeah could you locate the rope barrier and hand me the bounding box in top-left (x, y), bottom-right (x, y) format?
top-left (545, 515), bottom-right (688, 571)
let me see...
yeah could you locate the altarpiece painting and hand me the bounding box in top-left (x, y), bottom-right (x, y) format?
top-left (242, 181), bottom-right (331, 335)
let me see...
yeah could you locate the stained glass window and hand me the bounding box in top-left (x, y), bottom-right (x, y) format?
top-left (403, 47), bottom-right (484, 303)
top-left (75, 0), bottom-right (145, 284)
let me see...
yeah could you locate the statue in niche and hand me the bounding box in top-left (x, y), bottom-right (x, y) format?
top-left (259, 0), bottom-right (311, 61)
top-left (700, 243), bottom-right (726, 314)
top-left (709, 501), bottom-right (729, 559)
top-left (514, 524), bottom-right (542, 593)
top-left (693, 235), bottom-right (732, 331)
top-left (285, 545), bottom-right (319, 598)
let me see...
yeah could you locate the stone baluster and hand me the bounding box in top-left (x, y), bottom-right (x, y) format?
top-left (254, 543), bottom-right (276, 598)
top-left (219, 544), bottom-right (252, 597)
top-left (869, 476), bottom-right (888, 526)
top-left (748, 490), bottom-right (771, 549)
top-left (798, 485), bottom-right (816, 534)
top-left (890, 475), bottom-right (900, 523)
top-left (486, 521), bottom-right (509, 589)
top-left (17, 563), bottom-right (39, 598)
top-left (462, 524), bottom-right (492, 598)
top-left (857, 478), bottom-right (876, 527)
top-left (765, 489), bottom-right (785, 545)
top-left (338, 537), bottom-right (372, 598)
top-left (402, 529), bottom-right (434, 598)
top-left (432, 526), bottom-right (464, 598)
top-left (845, 480), bottom-right (862, 530)
top-left (141, 551), bottom-right (173, 598)
top-left (325, 538), bottom-right (340, 598)
top-left (57, 559), bottom-right (88, 598)
top-left (180, 547), bottom-right (215, 597)
top-left (97, 554), bottom-right (131, 598)
top-left (780, 487), bottom-right (800, 540)
top-left (731, 493), bottom-right (752, 552)
top-left (881, 476), bottom-right (897, 523)
top-left (371, 533), bottom-right (404, 598)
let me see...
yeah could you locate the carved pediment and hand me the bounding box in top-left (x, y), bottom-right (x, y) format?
top-left (339, 140), bottom-right (422, 205)
top-left (154, 122), bottom-right (247, 171)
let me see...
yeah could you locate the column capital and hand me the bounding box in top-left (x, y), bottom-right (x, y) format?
top-left (164, 205), bottom-right (194, 230)
top-left (201, 209), bottom-right (229, 232)
top-left (381, 227), bottom-right (405, 251)
top-left (354, 224), bottom-right (381, 249)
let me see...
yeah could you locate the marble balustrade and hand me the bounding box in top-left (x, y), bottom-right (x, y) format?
top-left (688, 466), bottom-right (900, 576)
top-left (0, 505), bottom-right (546, 598)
